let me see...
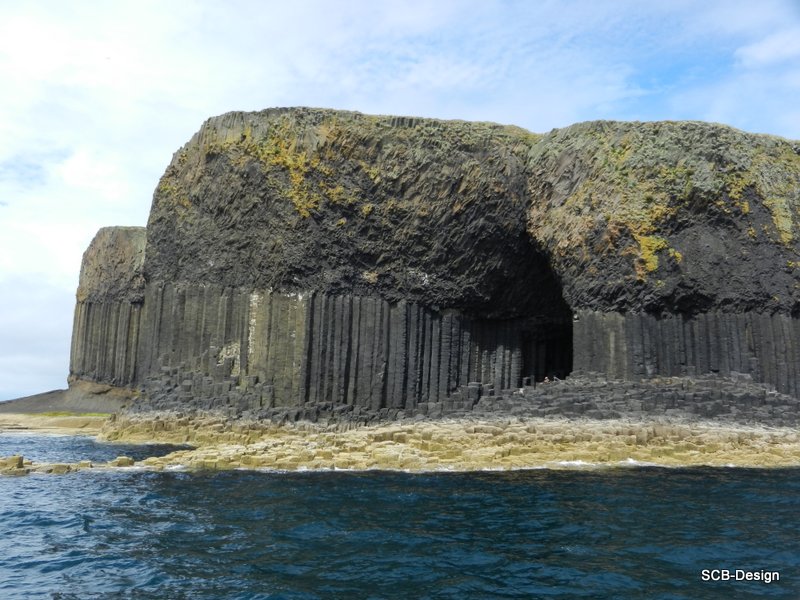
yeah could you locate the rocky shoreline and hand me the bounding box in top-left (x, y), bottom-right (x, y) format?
top-left (102, 414), bottom-right (800, 471)
top-left (2, 374), bottom-right (800, 475)
top-left (4, 414), bottom-right (799, 476)
top-left (0, 454), bottom-right (133, 476)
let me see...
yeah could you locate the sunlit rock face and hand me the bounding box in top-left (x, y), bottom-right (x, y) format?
top-left (69, 108), bottom-right (800, 411)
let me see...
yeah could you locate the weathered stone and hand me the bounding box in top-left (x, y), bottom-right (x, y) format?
top-left (65, 108), bottom-right (800, 417)
top-left (3, 456), bottom-right (23, 469)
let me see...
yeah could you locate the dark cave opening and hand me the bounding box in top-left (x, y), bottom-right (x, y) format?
top-left (521, 319), bottom-right (573, 383)
top-left (504, 240), bottom-right (574, 384)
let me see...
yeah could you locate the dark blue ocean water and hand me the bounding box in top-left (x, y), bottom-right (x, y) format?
top-left (0, 432), bottom-right (187, 465)
top-left (0, 435), bottom-right (798, 599)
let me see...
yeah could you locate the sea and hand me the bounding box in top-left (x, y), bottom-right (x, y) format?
top-left (0, 433), bottom-right (798, 599)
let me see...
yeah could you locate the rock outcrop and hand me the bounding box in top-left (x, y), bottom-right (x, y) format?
top-left (70, 226), bottom-right (145, 387)
top-left (68, 108), bottom-right (800, 416)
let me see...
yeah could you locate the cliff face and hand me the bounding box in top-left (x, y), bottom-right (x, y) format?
top-left (529, 120), bottom-right (800, 314)
top-left (69, 227), bottom-right (145, 387)
top-left (76, 226), bottom-right (146, 304)
top-left (68, 108), bottom-right (800, 412)
top-left (146, 109), bottom-right (565, 320)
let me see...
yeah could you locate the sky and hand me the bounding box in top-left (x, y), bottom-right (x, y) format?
top-left (1, 0), bottom-right (799, 400)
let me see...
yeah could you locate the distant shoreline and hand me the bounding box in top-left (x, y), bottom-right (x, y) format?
top-left (0, 386), bottom-right (127, 415)
top-left (0, 411), bottom-right (109, 436)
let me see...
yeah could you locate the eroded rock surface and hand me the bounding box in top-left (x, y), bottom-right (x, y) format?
top-left (77, 226), bottom-right (146, 304)
top-left (149, 110), bottom-right (800, 315)
top-left (67, 108), bottom-right (800, 412)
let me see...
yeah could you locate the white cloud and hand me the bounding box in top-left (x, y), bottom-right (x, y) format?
top-left (665, 62), bottom-right (800, 138)
top-left (55, 149), bottom-right (129, 203)
top-left (735, 27), bottom-right (800, 68)
top-left (0, 275), bottom-right (73, 400)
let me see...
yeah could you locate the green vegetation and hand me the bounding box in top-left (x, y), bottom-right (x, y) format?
top-left (156, 179), bottom-right (191, 209)
top-left (238, 121), bottom-right (324, 218)
top-left (718, 141), bottom-right (800, 245)
top-left (162, 111), bottom-right (798, 295)
top-left (529, 121), bottom-right (800, 280)
top-left (193, 114), bottom-right (410, 219)
top-left (634, 234), bottom-right (668, 277)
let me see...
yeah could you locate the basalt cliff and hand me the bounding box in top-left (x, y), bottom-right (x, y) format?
top-left (68, 108), bottom-right (800, 421)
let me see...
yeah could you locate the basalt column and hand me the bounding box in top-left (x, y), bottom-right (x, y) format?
top-left (69, 227), bottom-right (145, 387)
top-left (573, 310), bottom-right (800, 397)
top-left (135, 287), bottom-right (572, 410)
top-left (66, 108), bottom-right (800, 412)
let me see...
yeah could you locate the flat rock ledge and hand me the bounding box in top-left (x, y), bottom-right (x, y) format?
top-left (0, 455), bottom-right (135, 476)
top-left (3, 374), bottom-right (799, 475)
top-left (95, 372), bottom-right (800, 471)
top-left (94, 415), bottom-right (800, 471)
top-left (4, 415), bottom-right (799, 475)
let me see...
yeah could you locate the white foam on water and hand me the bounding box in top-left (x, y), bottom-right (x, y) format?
top-left (618, 457), bottom-right (663, 467)
top-left (165, 464), bottom-right (187, 471)
top-left (552, 460), bottom-right (599, 468)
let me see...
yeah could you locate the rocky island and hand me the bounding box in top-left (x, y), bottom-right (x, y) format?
top-left (5, 107), bottom-right (800, 472)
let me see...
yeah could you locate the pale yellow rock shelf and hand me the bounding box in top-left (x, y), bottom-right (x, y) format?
top-left (3, 413), bottom-right (800, 475)
top-left (98, 415), bottom-right (800, 472)
top-left (0, 413), bottom-right (108, 435)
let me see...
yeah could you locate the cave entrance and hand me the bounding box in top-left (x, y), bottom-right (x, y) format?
top-left (521, 320), bottom-right (573, 382)
top-left (498, 234), bottom-right (573, 384)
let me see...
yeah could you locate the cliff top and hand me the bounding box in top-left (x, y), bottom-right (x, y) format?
top-left (77, 226), bottom-right (146, 304)
top-left (133, 107), bottom-right (800, 316)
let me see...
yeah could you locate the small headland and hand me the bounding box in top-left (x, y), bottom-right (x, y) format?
top-left (0, 387), bottom-right (111, 436)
